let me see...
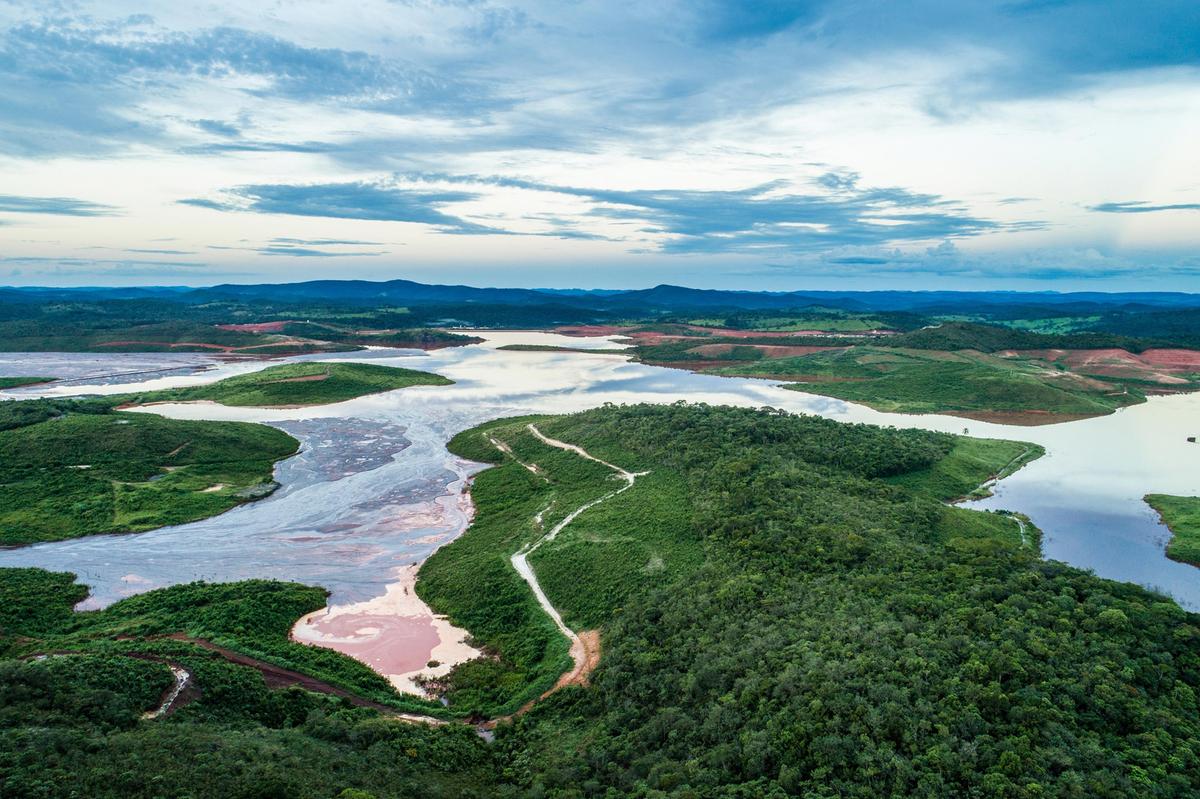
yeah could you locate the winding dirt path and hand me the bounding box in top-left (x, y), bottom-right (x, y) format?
top-left (504, 424), bottom-right (645, 691)
top-left (158, 635), bottom-right (447, 725)
top-left (142, 664), bottom-right (191, 719)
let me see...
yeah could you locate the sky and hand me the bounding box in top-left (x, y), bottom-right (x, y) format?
top-left (0, 0), bottom-right (1198, 291)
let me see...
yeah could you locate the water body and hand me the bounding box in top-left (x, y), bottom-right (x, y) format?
top-left (0, 332), bottom-right (1196, 670)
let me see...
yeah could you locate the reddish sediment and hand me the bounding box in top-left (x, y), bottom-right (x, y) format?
top-left (216, 321), bottom-right (293, 333)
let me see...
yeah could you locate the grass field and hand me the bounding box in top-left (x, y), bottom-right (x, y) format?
top-left (0, 411), bottom-right (299, 545)
top-left (884, 436), bottom-right (1044, 501)
top-left (0, 377), bottom-right (53, 389)
top-left (123, 362), bottom-right (452, 407)
top-left (1145, 494), bottom-right (1200, 567)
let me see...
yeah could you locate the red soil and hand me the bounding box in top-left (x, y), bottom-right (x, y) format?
top-left (1140, 349), bottom-right (1200, 368)
top-left (97, 341), bottom-right (236, 351)
top-left (686, 343), bottom-right (841, 358)
top-left (1008, 347), bottom-right (1200, 386)
top-left (216, 321), bottom-right (292, 333)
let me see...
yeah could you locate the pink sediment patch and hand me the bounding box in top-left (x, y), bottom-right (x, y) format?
top-left (290, 475), bottom-right (482, 696)
top-left (293, 564), bottom-right (482, 696)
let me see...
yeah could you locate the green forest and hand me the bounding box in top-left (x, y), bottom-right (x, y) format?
top-left (2, 404), bottom-right (1199, 797)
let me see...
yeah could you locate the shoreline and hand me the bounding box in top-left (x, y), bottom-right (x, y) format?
top-left (290, 469), bottom-right (485, 698)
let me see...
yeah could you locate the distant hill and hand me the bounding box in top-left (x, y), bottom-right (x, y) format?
top-left (190, 278), bottom-right (553, 306)
top-left (4, 279), bottom-right (1200, 314)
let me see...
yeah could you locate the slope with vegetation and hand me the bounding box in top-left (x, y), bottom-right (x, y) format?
top-left (0, 363), bottom-right (453, 545)
top-left (420, 406), bottom-right (1036, 721)
top-left (0, 297), bottom-right (483, 354)
top-left (1146, 494), bottom-right (1200, 568)
top-left (0, 377), bottom-right (52, 389)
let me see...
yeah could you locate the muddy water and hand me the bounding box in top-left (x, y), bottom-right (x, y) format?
top-left (0, 331), bottom-right (1198, 695)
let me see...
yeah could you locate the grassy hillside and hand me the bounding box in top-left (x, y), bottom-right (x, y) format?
top-left (1146, 494), bottom-right (1200, 567)
top-left (0, 410), bottom-right (298, 545)
top-left (0, 299), bottom-right (484, 354)
top-left (884, 436), bottom-right (1043, 501)
top-left (624, 320), bottom-right (1200, 423)
top-left (124, 362), bottom-right (452, 407)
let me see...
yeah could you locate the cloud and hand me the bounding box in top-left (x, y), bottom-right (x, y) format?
top-left (753, 241), bottom-right (1200, 281)
top-left (185, 169), bottom-right (1040, 254)
top-left (1089, 200), bottom-right (1200, 214)
top-left (693, 0), bottom-right (821, 42)
top-left (1, 255), bottom-right (205, 269)
top-left (270, 237), bottom-right (386, 246)
top-left (180, 140), bottom-right (336, 155)
top-left (0, 194), bottom-right (118, 216)
top-left (255, 246), bottom-right (387, 257)
top-left (404, 170), bottom-right (1041, 254)
top-left (191, 118), bottom-right (241, 137)
top-left (180, 181), bottom-right (501, 234)
top-left (0, 17), bottom-right (496, 156)
top-left (206, 240), bottom-right (389, 257)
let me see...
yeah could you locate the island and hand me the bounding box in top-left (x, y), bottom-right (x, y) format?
top-left (120, 362), bottom-right (452, 408)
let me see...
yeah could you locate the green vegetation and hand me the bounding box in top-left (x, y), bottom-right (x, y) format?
top-left (0, 408), bottom-right (298, 545)
top-left (0, 377), bottom-right (52, 389)
top-left (884, 436), bottom-right (1043, 501)
top-left (746, 348), bottom-right (1144, 420)
top-left (683, 307), bottom-right (921, 333)
top-left (276, 321), bottom-right (482, 350)
top-left (0, 569), bottom-right (502, 798)
top-left (5, 404), bottom-right (1200, 796)
top-left (0, 363), bottom-right (451, 546)
top-left (0, 298), bottom-right (485, 354)
top-left (455, 404), bottom-right (1200, 797)
top-left (421, 405), bottom-right (1021, 717)
top-left (628, 326), bottom-right (1192, 421)
top-left (124, 362), bottom-right (452, 407)
top-left (879, 321), bottom-right (1162, 353)
top-left (1146, 494), bottom-right (1200, 568)
top-left (0, 572), bottom-right (443, 715)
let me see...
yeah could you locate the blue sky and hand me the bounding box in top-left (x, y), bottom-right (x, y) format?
top-left (0, 0), bottom-right (1197, 290)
